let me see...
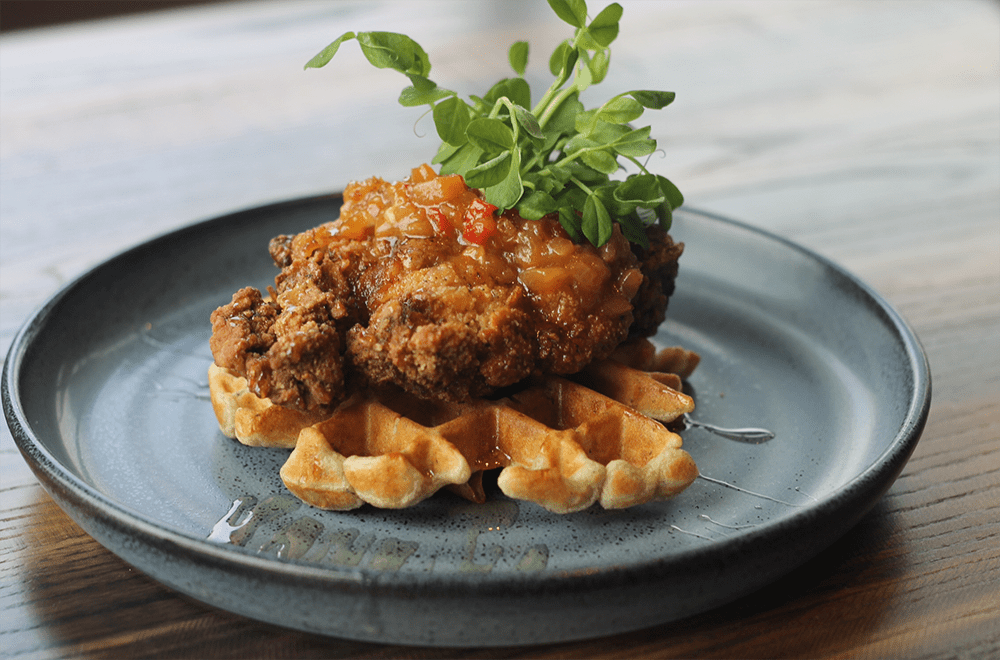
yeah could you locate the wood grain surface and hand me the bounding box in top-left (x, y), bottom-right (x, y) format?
top-left (2, 1), bottom-right (998, 658)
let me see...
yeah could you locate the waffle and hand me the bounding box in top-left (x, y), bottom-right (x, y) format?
top-left (208, 363), bottom-right (330, 448)
top-left (208, 339), bottom-right (699, 513)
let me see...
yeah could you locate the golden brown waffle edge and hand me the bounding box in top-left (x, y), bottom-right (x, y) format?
top-left (207, 339), bottom-right (700, 514)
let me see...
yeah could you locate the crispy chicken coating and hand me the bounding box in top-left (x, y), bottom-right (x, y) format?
top-left (210, 172), bottom-right (681, 411)
top-left (629, 224), bottom-right (685, 338)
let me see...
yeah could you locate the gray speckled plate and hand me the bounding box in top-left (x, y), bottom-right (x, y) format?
top-left (3, 197), bottom-right (930, 647)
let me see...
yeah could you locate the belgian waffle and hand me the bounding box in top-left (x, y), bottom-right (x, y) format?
top-left (208, 339), bottom-right (699, 513)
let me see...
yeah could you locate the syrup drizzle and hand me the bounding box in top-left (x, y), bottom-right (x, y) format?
top-left (669, 525), bottom-right (712, 540)
top-left (698, 514), bottom-right (756, 530)
top-left (696, 475), bottom-right (802, 507)
top-left (681, 413), bottom-right (775, 444)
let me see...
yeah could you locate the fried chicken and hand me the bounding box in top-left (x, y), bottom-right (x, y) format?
top-left (629, 224), bottom-right (685, 338)
top-left (210, 169), bottom-right (681, 412)
top-left (209, 238), bottom-right (367, 412)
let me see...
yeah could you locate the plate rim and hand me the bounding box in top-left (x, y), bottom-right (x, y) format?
top-left (2, 196), bottom-right (931, 606)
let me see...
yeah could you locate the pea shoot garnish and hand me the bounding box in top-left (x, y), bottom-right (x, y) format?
top-left (305, 0), bottom-right (682, 248)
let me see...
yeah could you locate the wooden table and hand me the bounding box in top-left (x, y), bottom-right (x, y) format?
top-left (2, 1), bottom-right (997, 657)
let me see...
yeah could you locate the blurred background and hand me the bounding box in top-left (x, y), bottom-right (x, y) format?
top-left (0, 1), bottom-right (230, 32)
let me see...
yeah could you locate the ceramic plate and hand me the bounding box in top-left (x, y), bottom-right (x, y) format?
top-left (3, 197), bottom-right (930, 646)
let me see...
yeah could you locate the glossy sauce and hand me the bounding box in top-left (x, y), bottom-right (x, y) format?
top-left (292, 164), bottom-right (641, 317)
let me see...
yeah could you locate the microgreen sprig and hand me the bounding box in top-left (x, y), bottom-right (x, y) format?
top-left (305, 0), bottom-right (682, 248)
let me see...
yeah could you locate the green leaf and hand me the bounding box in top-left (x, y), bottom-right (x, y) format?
top-left (563, 133), bottom-right (601, 154)
top-left (629, 90), bottom-right (676, 109)
top-left (509, 40), bottom-right (529, 76)
top-left (483, 77), bottom-right (532, 110)
top-left (588, 3), bottom-right (622, 47)
top-left (437, 142), bottom-right (483, 175)
top-left (555, 184), bottom-right (589, 209)
top-left (581, 149), bottom-right (619, 174)
top-left (433, 96), bottom-right (472, 146)
top-left (610, 126), bottom-right (657, 157)
top-left (518, 190), bottom-right (559, 220)
top-left (653, 175), bottom-right (683, 230)
top-left (594, 183), bottom-right (623, 213)
top-left (557, 206), bottom-right (584, 241)
top-left (547, 0), bottom-right (587, 28)
top-left (574, 51), bottom-right (594, 92)
top-left (656, 203), bottom-right (673, 231)
top-left (466, 117), bottom-right (515, 153)
top-left (484, 148), bottom-right (523, 209)
top-left (575, 30), bottom-right (605, 52)
top-left (356, 32), bottom-right (431, 76)
top-left (404, 73), bottom-right (437, 92)
top-left (618, 214), bottom-right (650, 249)
top-left (563, 133), bottom-right (600, 154)
top-left (432, 140), bottom-right (460, 165)
top-left (657, 174), bottom-right (684, 209)
top-left (547, 39), bottom-right (578, 80)
top-left (511, 104), bottom-right (545, 140)
top-left (614, 173), bottom-right (666, 207)
top-left (529, 165), bottom-right (572, 195)
top-left (305, 0), bottom-right (683, 249)
top-left (464, 151), bottom-right (513, 188)
top-left (613, 139), bottom-right (657, 158)
top-left (588, 48), bottom-right (610, 84)
top-left (564, 159), bottom-right (611, 185)
top-left (399, 75), bottom-right (452, 107)
top-left (544, 92), bottom-right (583, 137)
top-left (573, 108), bottom-right (599, 136)
top-left (597, 96), bottom-right (644, 124)
top-left (545, 164), bottom-right (575, 187)
top-left (582, 193), bottom-right (613, 246)
top-left (305, 32), bottom-right (356, 69)
top-left (587, 120), bottom-right (631, 143)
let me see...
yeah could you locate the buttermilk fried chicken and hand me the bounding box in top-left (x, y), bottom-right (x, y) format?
top-left (210, 168), bottom-right (681, 412)
top-left (629, 225), bottom-right (685, 338)
top-left (209, 236), bottom-right (369, 411)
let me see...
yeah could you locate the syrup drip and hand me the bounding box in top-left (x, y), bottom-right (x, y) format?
top-left (697, 475), bottom-right (802, 507)
top-left (698, 514), bottom-right (756, 530)
top-left (681, 413), bottom-right (775, 444)
top-left (669, 525), bottom-right (712, 540)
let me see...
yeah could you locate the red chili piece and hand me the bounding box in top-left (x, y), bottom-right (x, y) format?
top-left (462, 198), bottom-right (499, 244)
